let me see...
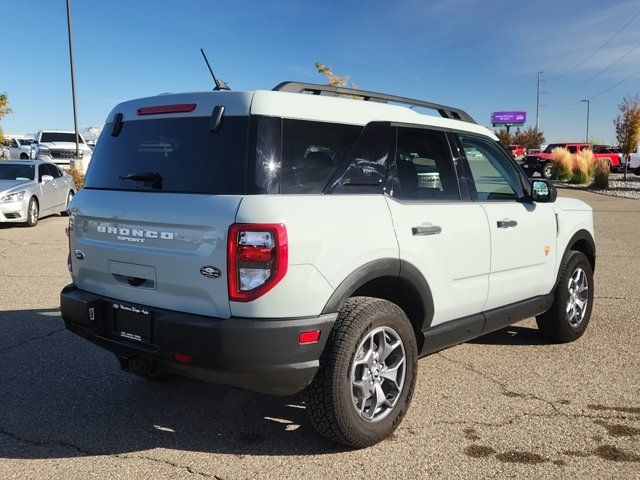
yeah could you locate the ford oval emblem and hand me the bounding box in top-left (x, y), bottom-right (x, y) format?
top-left (74, 249), bottom-right (85, 260)
top-left (200, 266), bottom-right (221, 279)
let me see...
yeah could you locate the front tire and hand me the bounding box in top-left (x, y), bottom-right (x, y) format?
top-left (20, 153), bottom-right (29, 159)
top-left (542, 162), bottom-right (555, 180)
top-left (306, 297), bottom-right (418, 448)
top-left (25, 197), bottom-right (39, 227)
top-left (536, 251), bottom-right (593, 343)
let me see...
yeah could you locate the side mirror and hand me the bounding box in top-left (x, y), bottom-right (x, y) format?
top-left (41, 175), bottom-right (54, 183)
top-left (531, 179), bottom-right (557, 203)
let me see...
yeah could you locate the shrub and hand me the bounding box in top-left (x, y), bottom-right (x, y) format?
top-left (592, 158), bottom-right (610, 188)
top-left (67, 167), bottom-right (85, 189)
top-left (551, 147), bottom-right (573, 180)
top-left (570, 150), bottom-right (594, 184)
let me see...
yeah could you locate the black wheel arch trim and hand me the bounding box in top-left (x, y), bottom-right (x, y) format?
top-left (321, 258), bottom-right (435, 330)
top-left (552, 229), bottom-right (596, 292)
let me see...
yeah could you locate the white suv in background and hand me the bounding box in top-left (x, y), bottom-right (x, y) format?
top-left (32, 130), bottom-right (93, 172)
top-left (7, 136), bottom-right (34, 159)
top-left (60, 82), bottom-right (596, 448)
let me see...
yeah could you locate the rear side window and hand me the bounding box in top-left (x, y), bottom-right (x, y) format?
top-left (393, 127), bottom-right (460, 200)
top-left (280, 120), bottom-right (361, 194)
top-left (84, 117), bottom-right (249, 194)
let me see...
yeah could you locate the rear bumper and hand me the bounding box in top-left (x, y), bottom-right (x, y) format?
top-left (60, 284), bottom-right (336, 395)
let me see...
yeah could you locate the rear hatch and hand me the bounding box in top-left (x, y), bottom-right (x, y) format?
top-left (69, 98), bottom-right (251, 318)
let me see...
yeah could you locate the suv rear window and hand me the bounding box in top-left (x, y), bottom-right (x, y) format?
top-left (84, 117), bottom-right (249, 194)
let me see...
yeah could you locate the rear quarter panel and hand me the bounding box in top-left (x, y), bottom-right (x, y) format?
top-left (232, 195), bottom-right (398, 318)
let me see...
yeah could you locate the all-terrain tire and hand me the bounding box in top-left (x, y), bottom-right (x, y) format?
top-left (306, 297), bottom-right (418, 448)
top-left (536, 251), bottom-right (594, 343)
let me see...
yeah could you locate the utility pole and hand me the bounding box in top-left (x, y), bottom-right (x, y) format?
top-left (580, 99), bottom-right (590, 143)
top-left (65, 0), bottom-right (80, 158)
top-left (536, 71), bottom-right (544, 130)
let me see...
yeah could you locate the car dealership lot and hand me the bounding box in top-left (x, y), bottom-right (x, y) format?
top-left (0, 189), bottom-right (638, 479)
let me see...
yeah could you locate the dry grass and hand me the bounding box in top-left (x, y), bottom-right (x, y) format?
top-left (551, 147), bottom-right (573, 180)
top-left (66, 167), bottom-right (85, 189)
top-left (592, 158), bottom-right (610, 188)
top-left (570, 150), bottom-right (594, 184)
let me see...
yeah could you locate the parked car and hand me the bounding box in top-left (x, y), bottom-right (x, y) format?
top-left (507, 144), bottom-right (526, 159)
top-left (623, 145), bottom-right (640, 175)
top-left (0, 160), bottom-right (76, 226)
top-left (32, 130), bottom-right (93, 172)
top-left (521, 142), bottom-right (621, 179)
top-left (7, 136), bottom-right (34, 159)
top-left (60, 82), bottom-right (595, 448)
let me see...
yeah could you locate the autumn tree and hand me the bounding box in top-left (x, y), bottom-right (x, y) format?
top-left (315, 63), bottom-right (349, 87)
top-left (514, 126), bottom-right (545, 151)
top-left (0, 92), bottom-right (12, 144)
top-left (614, 94), bottom-right (640, 178)
top-left (494, 128), bottom-right (514, 147)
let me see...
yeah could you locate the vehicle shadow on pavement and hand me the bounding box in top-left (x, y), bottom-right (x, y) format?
top-left (468, 325), bottom-right (552, 346)
top-left (0, 308), bottom-right (346, 459)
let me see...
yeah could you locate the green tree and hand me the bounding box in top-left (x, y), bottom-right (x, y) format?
top-left (0, 92), bottom-right (12, 144)
top-left (494, 128), bottom-right (514, 147)
top-left (614, 94), bottom-right (640, 179)
top-left (514, 126), bottom-right (545, 151)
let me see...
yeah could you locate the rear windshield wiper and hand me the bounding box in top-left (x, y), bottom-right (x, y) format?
top-left (119, 172), bottom-right (163, 189)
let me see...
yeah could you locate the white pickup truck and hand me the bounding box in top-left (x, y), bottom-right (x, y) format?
top-left (624, 145), bottom-right (640, 175)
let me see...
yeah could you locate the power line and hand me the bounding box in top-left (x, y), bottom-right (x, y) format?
top-left (551, 40), bottom-right (640, 94)
top-left (586, 66), bottom-right (640, 99)
top-left (550, 7), bottom-right (640, 82)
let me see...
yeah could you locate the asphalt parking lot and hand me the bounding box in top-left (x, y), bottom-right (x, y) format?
top-left (0, 189), bottom-right (638, 479)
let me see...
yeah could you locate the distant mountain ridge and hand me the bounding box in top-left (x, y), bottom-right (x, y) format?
top-left (79, 126), bottom-right (103, 141)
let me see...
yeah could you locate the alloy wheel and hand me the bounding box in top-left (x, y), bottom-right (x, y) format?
top-left (29, 201), bottom-right (38, 224)
top-left (350, 326), bottom-right (406, 422)
top-left (567, 267), bottom-right (589, 327)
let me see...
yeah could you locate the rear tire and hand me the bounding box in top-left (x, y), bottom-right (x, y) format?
top-left (542, 162), bottom-right (555, 180)
top-left (20, 153), bottom-right (29, 159)
top-left (306, 297), bottom-right (418, 448)
top-left (536, 251), bottom-right (593, 343)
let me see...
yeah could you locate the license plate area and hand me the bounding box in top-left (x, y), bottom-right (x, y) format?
top-left (113, 303), bottom-right (151, 343)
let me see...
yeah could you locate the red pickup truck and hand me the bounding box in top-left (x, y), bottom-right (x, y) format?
top-left (507, 144), bottom-right (526, 159)
top-left (521, 143), bottom-right (622, 179)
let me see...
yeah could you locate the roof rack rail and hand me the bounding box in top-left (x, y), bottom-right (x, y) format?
top-left (272, 81), bottom-right (475, 124)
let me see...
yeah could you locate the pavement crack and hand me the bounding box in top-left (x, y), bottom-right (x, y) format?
top-left (437, 352), bottom-right (571, 417)
top-left (0, 426), bottom-right (212, 477)
top-left (0, 328), bottom-right (66, 354)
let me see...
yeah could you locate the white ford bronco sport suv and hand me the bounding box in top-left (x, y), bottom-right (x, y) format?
top-left (61, 82), bottom-right (595, 448)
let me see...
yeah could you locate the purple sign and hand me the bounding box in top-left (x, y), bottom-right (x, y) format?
top-left (491, 111), bottom-right (526, 125)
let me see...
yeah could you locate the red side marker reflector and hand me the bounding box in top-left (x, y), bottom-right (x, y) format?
top-left (298, 330), bottom-right (321, 344)
top-left (137, 103), bottom-right (197, 116)
top-left (174, 353), bottom-right (193, 364)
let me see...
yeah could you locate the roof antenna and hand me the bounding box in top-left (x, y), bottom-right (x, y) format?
top-left (200, 48), bottom-right (230, 91)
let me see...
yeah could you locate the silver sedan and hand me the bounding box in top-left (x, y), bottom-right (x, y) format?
top-left (0, 160), bottom-right (76, 227)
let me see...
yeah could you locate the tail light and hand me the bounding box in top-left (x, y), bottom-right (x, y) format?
top-left (227, 223), bottom-right (288, 302)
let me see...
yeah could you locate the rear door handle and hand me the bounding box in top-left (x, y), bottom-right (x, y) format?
top-left (412, 225), bottom-right (442, 236)
top-left (497, 219), bottom-right (518, 228)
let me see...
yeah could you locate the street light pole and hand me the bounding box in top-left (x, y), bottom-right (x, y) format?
top-left (536, 71), bottom-right (544, 130)
top-left (580, 99), bottom-right (590, 143)
top-left (65, 0), bottom-right (80, 158)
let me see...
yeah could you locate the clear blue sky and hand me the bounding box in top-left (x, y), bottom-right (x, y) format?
top-left (3, 0), bottom-right (639, 144)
